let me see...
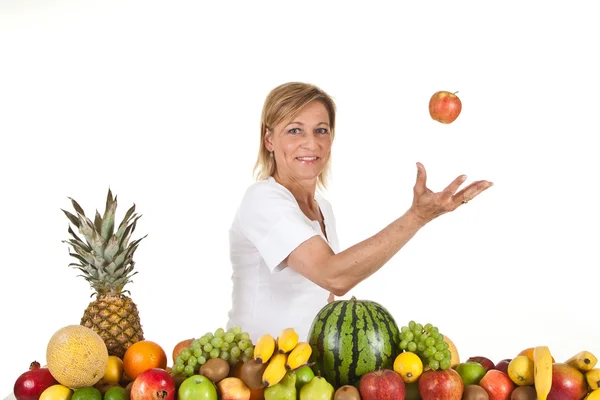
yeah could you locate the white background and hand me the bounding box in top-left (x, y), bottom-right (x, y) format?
top-left (1, 0), bottom-right (599, 395)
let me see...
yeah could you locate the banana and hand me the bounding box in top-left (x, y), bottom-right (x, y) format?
top-left (566, 351), bottom-right (598, 372)
top-left (254, 333), bottom-right (276, 364)
top-left (534, 346), bottom-right (553, 400)
top-left (262, 353), bottom-right (288, 387)
top-left (586, 368), bottom-right (600, 390)
top-left (587, 389), bottom-right (600, 400)
top-left (277, 327), bottom-right (299, 354)
top-left (285, 342), bottom-right (312, 370)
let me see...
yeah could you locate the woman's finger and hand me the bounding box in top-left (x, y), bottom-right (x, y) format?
top-left (455, 180), bottom-right (494, 205)
top-left (414, 162), bottom-right (428, 195)
top-left (441, 174), bottom-right (468, 198)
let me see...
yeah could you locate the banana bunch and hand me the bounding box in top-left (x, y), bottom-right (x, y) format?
top-left (561, 349), bottom-right (600, 399)
top-left (254, 327), bottom-right (313, 387)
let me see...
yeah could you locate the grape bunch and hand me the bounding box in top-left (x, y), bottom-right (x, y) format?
top-left (398, 321), bottom-right (452, 371)
top-left (172, 325), bottom-right (255, 377)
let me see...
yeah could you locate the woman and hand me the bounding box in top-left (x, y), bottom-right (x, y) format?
top-left (226, 82), bottom-right (493, 343)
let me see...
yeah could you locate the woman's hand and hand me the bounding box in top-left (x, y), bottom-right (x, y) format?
top-left (408, 162), bottom-right (493, 224)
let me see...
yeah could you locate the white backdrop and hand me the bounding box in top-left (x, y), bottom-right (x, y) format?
top-left (1, 0), bottom-right (599, 395)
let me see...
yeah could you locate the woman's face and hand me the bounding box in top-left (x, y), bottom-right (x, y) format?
top-left (266, 101), bottom-right (332, 184)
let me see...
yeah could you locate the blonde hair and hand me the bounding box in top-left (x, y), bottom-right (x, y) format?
top-left (253, 82), bottom-right (337, 190)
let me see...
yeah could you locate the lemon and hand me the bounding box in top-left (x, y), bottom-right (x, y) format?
top-left (393, 352), bottom-right (424, 383)
top-left (98, 356), bottom-right (124, 385)
top-left (508, 355), bottom-right (534, 386)
top-left (40, 384), bottom-right (73, 400)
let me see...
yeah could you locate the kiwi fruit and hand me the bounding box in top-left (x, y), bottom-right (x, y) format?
top-left (463, 384), bottom-right (489, 400)
top-left (199, 358), bottom-right (230, 383)
top-left (511, 385), bottom-right (537, 400)
top-left (334, 385), bottom-right (361, 400)
top-left (240, 359), bottom-right (268, 390)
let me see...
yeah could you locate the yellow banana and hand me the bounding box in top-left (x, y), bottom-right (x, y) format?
top-left (277, 327), bottom-right (299, 354)
top-left (285, 342), bottom-right (312, 370)
top-left (262, 353), bottom-right (288, 387)
top-left (586, 368), bottom-right (600, 390)
top-left (254, 333), bottom-right (276, 364)
top-left (566, 351), bottom-right (598, 372)
top-left (586, 389), bottom-right (600, 400)
top-left (534, 346), bottom-right (553, 400)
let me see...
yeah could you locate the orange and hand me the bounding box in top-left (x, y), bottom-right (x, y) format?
top-left (123, 340), bottom-right (167, 379)
top-left (518, 347), bottom-right (556, 363)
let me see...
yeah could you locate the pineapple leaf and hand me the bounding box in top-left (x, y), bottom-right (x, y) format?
top-left (66, 226), bottom-right (91, 250)
top-left (103, 235), bottom-right (120, 262)
top-left (101, 191), bottom-right (117, 242)
top-left (68, 252), bottom-right (89, 265)
top-left (112, 251), bottom-right (125, 268)
top-left (94, 211), bottom-right (102, 234)
top-left (68, 197), bottom-right (86, 217)
top-left (118, 203), bottom-right (136, 230)
top-left (105, 261), bottom-right (117, 275)
top-left (79, 217), bottom-right (96, 245)
top-left (91, 229), bottom-right (106, 257)
top-left (62, 210), bottom-right (81, 228)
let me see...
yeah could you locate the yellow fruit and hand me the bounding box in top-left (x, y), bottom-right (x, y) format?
top-left (586, 368), bottom-right (600, 390)
top-left (533, 346), bottom-right (553, 400)
top-left (565, 351), bottom-right (598, 372)
top-left (262, 353), bottom-right (287, 387)
top-left (98, 356), bottom-right (124, 385)
top-left (285, 342), bottom-right (312, 370)
top-left (39, 385), bottom-right (73, 400)
top-left (442, 335), bottom-right (460, 368)
top-left (586, 389), bottom-right (600, 400)
top-left (46, 325), bottom-right (109, 389)
top-left (254, 334), bottom-right (276, 364)
top-left (393, 352), bottom-right (423, 383)
top-left (277, 328), bottom-right (299, 354)
top-left (508, 355), bottom-right (534, 386)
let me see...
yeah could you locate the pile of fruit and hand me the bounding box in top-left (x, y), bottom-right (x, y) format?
top-left (12, 190), bottom-right (600, 400)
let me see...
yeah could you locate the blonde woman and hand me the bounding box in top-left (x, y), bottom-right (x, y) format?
top-left (226, 82), bottom-right (493, 343)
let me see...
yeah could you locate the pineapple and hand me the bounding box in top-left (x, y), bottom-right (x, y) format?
top-left (62, 189), bottom-right (146, 358)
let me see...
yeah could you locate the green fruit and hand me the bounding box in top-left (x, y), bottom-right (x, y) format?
top-left (307, 296), bottom-right (401, 388)
top-left (71, 387), bottom-right (102, 400)
top-left (103, 386), bottom-right (129, 400)
top-left (456, 362), bottom-right (487, 386)
top-left (295, 366), bottom-right (315, 390)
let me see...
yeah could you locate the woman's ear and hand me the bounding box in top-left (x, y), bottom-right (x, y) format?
top-left (264, 129), bottom-right (274, 152)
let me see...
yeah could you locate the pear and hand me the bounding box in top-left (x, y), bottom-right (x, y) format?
top-left (264, 370), bottom-right (297, 400)
top-left (300, 375), bottom-right (334, 400)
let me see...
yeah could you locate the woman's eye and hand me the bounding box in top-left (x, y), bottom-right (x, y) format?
top-left (316, 128), bottom-right (329, 134)
top-left (288, 128), bottom-right (300, 134)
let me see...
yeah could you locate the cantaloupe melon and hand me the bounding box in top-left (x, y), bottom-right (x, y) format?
top-left (46, 325), bottom-right (109, 388)
top-left (442, 335), bottom-right (460, 368)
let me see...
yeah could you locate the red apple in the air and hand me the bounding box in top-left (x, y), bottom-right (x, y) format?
top-left (13, 361), bottom-right (59, 400)
top-left (359, 369), bottom-right (406, 400)
top-left (547, 363), bottom-right (588, 400)
top-left (467, 356), bottom-right (496, 372)
top-left (478, 369), bottom-right (515, 400)
top-left (428, 90), bottom-right (462, 124)
top-left (418, 368), bottom-right (464, 400)
top-left (494, 359), bottom-right (511, 375)
top-left (130, 368), bottom-right (176, 400)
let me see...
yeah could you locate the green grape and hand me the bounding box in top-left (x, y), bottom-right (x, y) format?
top-left (211, 337), bottom-right (224, 349)
top-left (220, 351), bottom-right (230, 361)
top-left (190, 341), bottom-right (201, 353)
top-left (399, 340), bottom-right (409, 350)
top-left (419, 334), bottom-right (428, 343)
top-left (435, 342), bottom-right (445, 351)
top-left (431, 327), bottom-right (439, 335)
top-left (204, 332), bottom-right (214, 341)
top-left (417, 342), bottom-right (426, 352)
top-left (238, 340), bottom-right (250, 351)
top-left (240, 332), bottom-right (250, 341)
top-left (399, 332), bottom-right (405, 341)
top-left (188, 355), bottom-right (198, 367)
top-left (174, 363), bottom-right (184, 373)
top-left (202, 351), bottom-right (209, 360)
top-left (401, 326), bottom-right (410, 333)
top-left (424, 323), bottom-right (433, 332)
top-left (179, 349), bottom-right (191, 361)
top-left (241, 354), bottom-right (250, 363)
top-left (425, 337), bottom-right (436, 347)
top-left (408, 321), bottom-right (416, 330)
top-left (214, 328), bottom-right (225, 338)
top-left (198, 355), bottom-right (207, 365)
top-left (193, 349), bottom-right (202, 358)
top-left (244, 347), bottom-right (254, 358)
top-left (232, 326), bottom-right (242, 335)
top-left (404, 331), bottom-right (414, 341)
top-left (230, 346), bottom-right (241, 358)
top-left (426, 346), bottom-right (437, 357)
top-left (210, 349), bottom-right (220, 358)
top-left (430, 359), bottom-right (440, 370)
top-left (224, 332), bottom-right (235, 343)
top-left (414, 323), bottom-right (423, 333)
top-left (434, 351), bottom-right (445, 361)
top-left (229, 355), bottom-right (239, 365)
top-left (221, 342), bottom-right (230, 352)
top-left (440, 358), bottom-right (451, 370)
top-left (184, 364), bottom-right (195, 376)
top-left (408, 342), bottom-right (417, 352)
top-left (203, 343), bottom-right (213, 353)
top-left (176, 356), bottom-right (185, 366)
top-left (198, 336), bottom-right (209, 346)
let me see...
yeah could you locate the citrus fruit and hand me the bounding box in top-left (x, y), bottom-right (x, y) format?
top-left (123, 340), bottom-right (167, 380)
top-left (71, 387), bottom-right (102, 400)
top-left (46, 325), bottom-right (109, 388)
top-left (393, 351), bottom-right (423, 383)
top-left (508, 355), bottom-right (534, 386)
top-left (104, 386), bottom-right (129, 400)
top-left (518, 347), bottom-right (556, 363)
top-left (99, 356), bottom-right (124, 385)
top-left (295, 365), bottom-right (315, 390)
top-left (39, 384), bottom-right (73, 400)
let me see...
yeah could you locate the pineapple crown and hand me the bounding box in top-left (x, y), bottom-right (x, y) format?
top-left (62, 188), bottom-right (147, 297)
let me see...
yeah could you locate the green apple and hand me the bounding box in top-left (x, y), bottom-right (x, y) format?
top-left (456, 362), bottom-right (486, 386)
top-left (178, 375), bottom-right (218, 400)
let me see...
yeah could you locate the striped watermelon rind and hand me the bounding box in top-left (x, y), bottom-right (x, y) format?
top-left (307, 296), bottom-right (401, 388)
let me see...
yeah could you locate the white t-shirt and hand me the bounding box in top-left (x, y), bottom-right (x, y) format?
top-left (226, 176), bottom-right (340, 344)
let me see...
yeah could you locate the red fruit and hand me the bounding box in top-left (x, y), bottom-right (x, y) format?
top-left (467, 356), bottom-right (495, 372)
top-left (130, 368), bottom-right (176, 400)
top-left (359, 369), bottom-right (406, 400)
top-left (548, 363), bottom-right (587, 400)
top-left (418, 368), bottom-right (464, 400)
top-left (479, 369), bottom-right (515, 400)
top-left (428, 91), bottom-right (462, 124)
top-left (13, 361), bottom-right (59, 400)
top-left (494, 359), bottom-right (511, 375)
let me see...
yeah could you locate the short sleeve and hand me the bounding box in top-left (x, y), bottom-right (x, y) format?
top-left (238, 181), bottom-right (320, 272)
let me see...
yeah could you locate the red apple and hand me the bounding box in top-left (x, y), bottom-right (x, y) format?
top-left (359, 369), bottom-right (406, 400)
top-left (13, 361), bottom-right (59, 400)
top-left (418, 368), bottom-right (464, 400)
top-left (548, 363), bottom-right (587, 400)
top-left (494, 359), bottom-right (511, 375)
top-left (479, 370), bottom-right (514, 400)
top-left (467, 357), bottom-right (496, 372)
top-left (428, 91), bottom-right (462, 124)
top-left (130, 368), bottom-right (176, 400)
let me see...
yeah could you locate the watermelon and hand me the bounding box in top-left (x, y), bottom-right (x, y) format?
top-left (307, 296), bottom-right (401, 388)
